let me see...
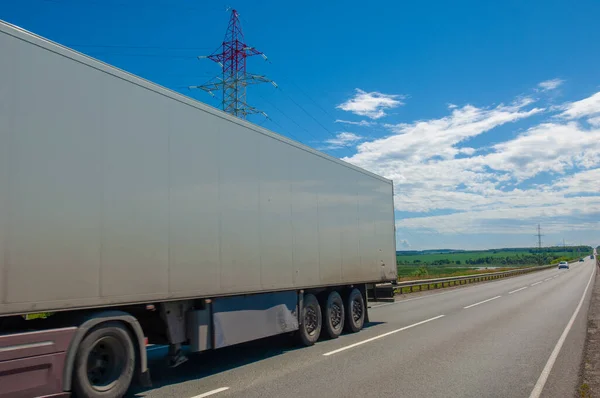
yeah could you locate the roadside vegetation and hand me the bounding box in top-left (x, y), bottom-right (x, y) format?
top-left (397, 246), bottom-right (592, 281)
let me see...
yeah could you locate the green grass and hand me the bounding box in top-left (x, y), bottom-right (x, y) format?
top-left (579, 383), bottom-right (590, 398)
top-left (395, 246), bottom-right (592, 281)
top-left (397, 247), bottom-right (591, 268)
top-left (399, 251), bottom-right (528, 262)
top-left (397, 250), bottom-right (579, 264)
top-left (396, 265), bottom-right (521, 281)
top-left (397, 266), bottom-right (476, 278)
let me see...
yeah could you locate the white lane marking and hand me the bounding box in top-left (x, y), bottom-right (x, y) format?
top-left (544, 277), bottom-right (553, 282)
top-left (529, 267), bottom-right (595, 398)
top-left (323, 315), bottom-right (445, 356)
top-left (463, 295), bottom-right (502, 309)
top-left (191, 387), bottom-right (230, 398)
top-left (531, 281), bottom-right (543, 286)
top-left (509, 287), bottom-right (528, 295)
top-left (370, 290), bottom-right (454, 308)
top-left (371, 270), bottom-right (556, 309)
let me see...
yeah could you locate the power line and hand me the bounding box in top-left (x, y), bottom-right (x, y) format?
top-left (36, 0), bottom-right (209, 12)
top-left (276, 86), bottom-right (340, 141)
top-left (536, 224), bottom-right (544, 250)
top-left (535, 224), bottom-right (544, 265)
top-left (189, 9), bottom-right (275, 119)
top-left (282, 78), bottom-right (341, 124)
top-left (85, 52), bottom-right (198, 59)
top-left (248, 48), bottom-right (343, 126)
top-left (68, 44), bottom-right (213, 51)
top-left (255, 92), bottom-right (321, 143)
top-left (225, 37), bottom-right (340, 141)
top-left (260, 114), bottom-right (304, 144)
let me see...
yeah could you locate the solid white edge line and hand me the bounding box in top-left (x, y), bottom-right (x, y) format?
top-left (463, 295), bottom-right (502, 309)
top-left (528, 266), bottom-right (595, 398)
top-left (509, 286), bottom-right (528, 294)
top-left (191, 387), bottom-right (230, 398)
top-left (531, 281), bottom-right (543, 286)
top-left (322, 315), bottom-right (445, 356)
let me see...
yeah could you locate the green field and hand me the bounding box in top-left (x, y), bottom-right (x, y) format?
top-left (396, 266), bottom-right (516, 280)
top-left (397, 266), bottom-right (494, 278)
top-left (397, 246), bottom-right (591, 266)
top-left (396, 246), bottom-right (592, 280)
top-left (398, 250), bottom-right (532, 263)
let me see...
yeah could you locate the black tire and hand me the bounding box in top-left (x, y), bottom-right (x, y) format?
top-left (322, 291), bottom-right (345, 339)
top-left (344, 288), bottom-right (365, 333)
top-left (298, 294), bottom-right (322, 346)
top-left (72, 322), bottom-right (136, 398)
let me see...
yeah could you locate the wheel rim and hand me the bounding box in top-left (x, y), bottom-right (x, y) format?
top-left (352, 298), bottom-right (363, 323)
top-left (305, 306), bottom-right (318, 336)
top-left (331, 302), bottom-right (343, 329)
top-left (86, 336), bottom-right (125, 391)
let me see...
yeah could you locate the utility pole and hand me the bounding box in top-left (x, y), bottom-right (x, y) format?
top-left (536, 224), bottom-right (544, 266)
top-left (189, 9), bottom-right (277, 119)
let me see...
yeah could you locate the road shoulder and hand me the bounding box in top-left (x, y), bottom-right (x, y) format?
top-left (578, 262), bottom-right (600, 397)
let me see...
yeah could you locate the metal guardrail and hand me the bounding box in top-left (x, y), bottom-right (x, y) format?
top-left (391, 264), bottom-right (555, 293)
top-left (370, 260), bottom-right (579, 300)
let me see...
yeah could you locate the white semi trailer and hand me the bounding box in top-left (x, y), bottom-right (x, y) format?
top-left (0, 20), bottom-right (397, 398)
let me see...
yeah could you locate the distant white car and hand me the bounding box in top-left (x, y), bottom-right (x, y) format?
top-left (558, 261), bottom-right (569, 270)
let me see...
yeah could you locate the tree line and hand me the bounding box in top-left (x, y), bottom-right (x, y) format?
top-left (397, 249), bottom-right (592, 267)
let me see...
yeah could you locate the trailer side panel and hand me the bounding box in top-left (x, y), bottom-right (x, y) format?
top-left (0, 21), bottom-right (397, 316)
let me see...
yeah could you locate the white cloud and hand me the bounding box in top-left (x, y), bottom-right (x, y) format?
top-left (322, 132), bottom-right (363, 150)
top-left (538, 78), bottom-right (564, 92)
top-left (553, 168), bottom-right (600, 194)
top-left (346, 98), bottom-right (542, 167)
top-left (398, 239), bottom-right (411, 249)
top-left (334, 119), bottom-right (376, 127)
top-left (589, 116), bottom-right (600, 127)
top-left (338, 90), bottom-right (600, 244)
top-left (396, 195), bottom-right (600, 235)
top-left (484, 122), bottom-right (600, 180)
top-left (336, 89), bottom-right (405, 120)
top-left (559, 91), bottom-right (600, 119)
top-left (459, 147), bottom-right (476, 155)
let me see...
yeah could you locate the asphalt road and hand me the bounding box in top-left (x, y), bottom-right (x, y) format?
top-left (131, 259), bottom-right (596, 398)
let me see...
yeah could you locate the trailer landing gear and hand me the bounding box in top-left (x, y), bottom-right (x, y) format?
top-left (167, 343), bottom-right (188, 368)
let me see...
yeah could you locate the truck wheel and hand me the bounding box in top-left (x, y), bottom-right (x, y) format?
top-left (322, 291), bottom-right (345, 339)
top-left (344, 288), bottom-right (365, 333)
top-left (299, 294), bottom-right (322, 346)
top-left (72, 322), bottom-right (135, 398)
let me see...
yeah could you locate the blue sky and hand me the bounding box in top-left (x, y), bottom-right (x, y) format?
top-left (3, 0), bottom-right (600, 250)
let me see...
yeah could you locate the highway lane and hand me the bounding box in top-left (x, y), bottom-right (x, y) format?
top-left (131, 259), bottom-right (595, 398)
